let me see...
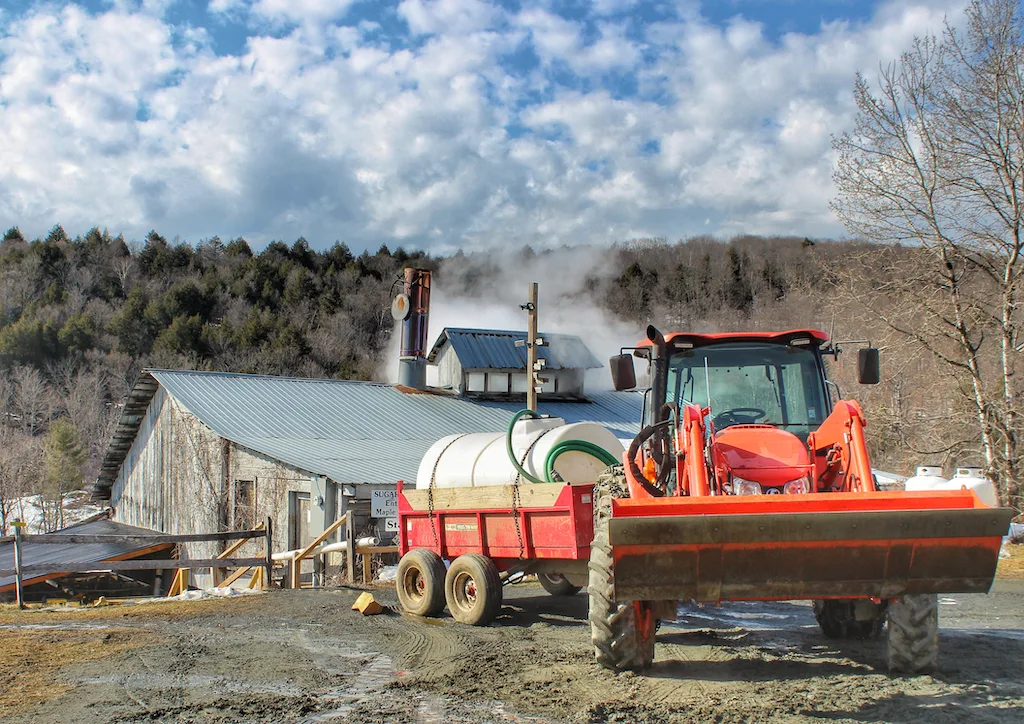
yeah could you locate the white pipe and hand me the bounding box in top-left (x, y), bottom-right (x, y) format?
top-left (271, 537), bottom-right (378, 562)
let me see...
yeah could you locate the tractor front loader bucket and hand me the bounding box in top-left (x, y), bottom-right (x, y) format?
top-left (609, 491), bottom-right (1013, 602)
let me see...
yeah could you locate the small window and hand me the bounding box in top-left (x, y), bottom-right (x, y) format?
top-left (540, 375), bottom-right (555, 393)
top-left (233, 480), bottom-right (255, 531)
top-left (512, 374), bottom-right (528, 393)
top-left (467, 372), bottom-right (486, 392)
top-left (487, 372), bottom-right (510, 393)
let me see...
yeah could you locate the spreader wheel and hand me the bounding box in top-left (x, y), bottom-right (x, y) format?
top-left (887, 593), bottom-right (939, 674)
top-left (396, 549), bottom-right (447, 617)
top-left (538, 573), bottom-right (582, 596)
top-left (813, 600), bottom-right (886, 640)
top-left (445, 554), bottom-right (503, 626)
top-left (589, 467), bottom-right (656, 671)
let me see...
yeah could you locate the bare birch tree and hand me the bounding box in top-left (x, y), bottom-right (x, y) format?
top-left (833, 0), bottom-right (1024, 513)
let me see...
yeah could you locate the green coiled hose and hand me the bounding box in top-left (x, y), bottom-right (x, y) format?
top-left (505, 409), bottom-right (619, 484)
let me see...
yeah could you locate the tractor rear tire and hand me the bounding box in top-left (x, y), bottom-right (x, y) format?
top-left (538, 573), bottom-right (582, 596)
top-left (589, 467), bottom-right (656, 671)
top-left (887, 593), bottom-right (939, 674)
top-left (396, 549), bottom-right (447, 617)
top-left (813, 600), bottom-right (886, 640)
top-left (445, 554), bottom-right (503, 626)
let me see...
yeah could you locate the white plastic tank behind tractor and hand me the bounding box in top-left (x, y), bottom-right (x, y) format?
top-left (903, 466), bottom-right (950, 492)
top-left (952, 466), bottom-right (999, 508)
top-left (416, 416), bottom-right (624, 489)
top-left (904, 465), bottom-right (999, 508)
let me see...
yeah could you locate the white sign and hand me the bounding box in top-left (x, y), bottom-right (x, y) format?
top-left (384, 518), bottom-right (399, 532)
top-left (371, 488), bottom-right (398, 518)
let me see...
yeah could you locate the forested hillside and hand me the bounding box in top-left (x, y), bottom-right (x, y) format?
top-left (0, 226), bottom-right (981, 532)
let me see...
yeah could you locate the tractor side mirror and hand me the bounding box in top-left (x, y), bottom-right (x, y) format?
top-left (858, 347), bottom-right (880, 385)
top-left (610, 354), bottom-right (637, 391)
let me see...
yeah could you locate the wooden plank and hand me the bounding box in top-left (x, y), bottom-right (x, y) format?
top-left (264, 516), bottom-right (273, 591)
top-left (0, 542), bottom-right (175, 596)
top-left (362, 552), bottom-right (371, 584)
top-left (2, 557), bottom-right (268, 576)
top-left (219, 563), bottom-right (254, 588)
top-left (345, 514), bottom-right (356, 585)
top-left (291, 513), bottom-right (349, 589)
top-left (218, 523), bottom-right (264, 559)
top-left (167, 568), bottom-right (187, 596)
top-left (20, 530), bottom-right (266, 545)
top-left (402, 483), bottom-right (569, 512)
top-left (355, 545), bottom-right (400, 554)
top-left (213, 523), bottom-right (265, 588)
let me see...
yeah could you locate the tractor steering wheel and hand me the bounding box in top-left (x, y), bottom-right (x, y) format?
top-left (713, 407), bottom-right (767, 428)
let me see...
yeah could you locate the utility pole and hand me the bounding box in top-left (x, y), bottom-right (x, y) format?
top-left (519, 283), bottom-right (546, 412)
top-left (13, 519), bottom-right (26, 609)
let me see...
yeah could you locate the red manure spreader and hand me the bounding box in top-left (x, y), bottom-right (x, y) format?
top-left (396, 328), bottom-right (1012, 673)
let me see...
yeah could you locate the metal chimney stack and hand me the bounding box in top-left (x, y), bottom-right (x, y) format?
top-left (397, 268), bottom-right (431, 389)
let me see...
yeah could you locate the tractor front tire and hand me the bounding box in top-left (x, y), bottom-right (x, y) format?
top-left (887, 593), bottom-right (939, 674)
top-left (813, 600), bottom-right (886, 640)
top-left (396, 549), bottom-right (447, 617)
top-left (538, 573), bottom-right (582, 596)
top-left (445, 554), bottom-right (502, 626)
top-left (589, 467), bottom-right (656, 671)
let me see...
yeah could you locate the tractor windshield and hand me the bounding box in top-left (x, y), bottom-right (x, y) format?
top-left (666, 342), bottom-right (828, 437)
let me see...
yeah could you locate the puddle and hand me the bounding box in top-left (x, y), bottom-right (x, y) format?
top-left (675, 600), bottom-right (814, 632)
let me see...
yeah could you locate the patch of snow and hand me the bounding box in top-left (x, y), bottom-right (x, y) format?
top-left (9, 490), bottom-right (104, 534)
top-left (376, 564), bottom-right (398, 582)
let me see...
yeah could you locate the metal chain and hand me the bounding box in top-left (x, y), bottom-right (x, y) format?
top-left (511, 428), bottom-right (555, 560)
top-left (429, 434), bottom-right (470, 551)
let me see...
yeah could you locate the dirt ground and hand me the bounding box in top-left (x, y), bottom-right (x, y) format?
top-left (2, 572), bottom-right (1023, 724)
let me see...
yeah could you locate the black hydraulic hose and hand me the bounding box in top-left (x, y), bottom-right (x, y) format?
top-left (627, 420), bottom-right (673, 498)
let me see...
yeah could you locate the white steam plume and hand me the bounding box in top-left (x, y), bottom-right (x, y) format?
top-left (382, 246), bottom-right (644, 390)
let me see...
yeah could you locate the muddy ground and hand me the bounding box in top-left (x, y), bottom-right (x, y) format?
top-left (1, 577), bottom-right (1023, 724)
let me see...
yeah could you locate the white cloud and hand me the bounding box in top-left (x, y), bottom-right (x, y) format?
top-left (398, 0), bottom-right (502, 36)
top-left (0, 0), bottom-right (974, 249)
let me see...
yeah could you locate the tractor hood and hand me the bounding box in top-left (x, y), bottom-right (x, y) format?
top-left (713, 425), bottom-right (811, 488)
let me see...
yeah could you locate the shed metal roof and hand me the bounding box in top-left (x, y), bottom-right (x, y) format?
top-left (93, 370), bottom-right (643, 500)
top-left (427, 328), bottom-right (602, 370)
top-left (0, 516), bottom-right (172, 592)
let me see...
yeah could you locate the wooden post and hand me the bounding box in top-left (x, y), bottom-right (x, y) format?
top-left (526, 282), bottom-right (539, 412)
top-left (264, 516), bottom-right (273, 590)
top-left (345, 513), bottom-right (356, 584)
top-left (13, 520), bottom-right (26, 610)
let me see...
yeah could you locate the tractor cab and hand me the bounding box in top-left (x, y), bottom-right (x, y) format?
top-left (611, 328), bottom-right (882, 496)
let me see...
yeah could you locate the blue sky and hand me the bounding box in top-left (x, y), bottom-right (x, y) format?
top-left (0, 0), bottom-right (964, 251)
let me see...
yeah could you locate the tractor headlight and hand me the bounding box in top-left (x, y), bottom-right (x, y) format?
top-left (783, 476), bottom-right (811, 495)
top-left (732, 477), bottom-right (762, 495)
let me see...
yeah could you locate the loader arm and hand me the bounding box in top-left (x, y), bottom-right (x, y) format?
top-left (808, 400), bottom-right (875, 493)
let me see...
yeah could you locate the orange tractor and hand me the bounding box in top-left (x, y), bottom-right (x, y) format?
top-left (395, 327), bottom-right (1011, 674)
top-left (595, 327), bottom-right (1011, 672)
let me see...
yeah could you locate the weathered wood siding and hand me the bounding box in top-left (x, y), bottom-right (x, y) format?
top-left (227, 445), bottom-right (312, 553)
top-left (434, 344), bottom-right (464, 392)
top-left (110, 389), bottom-right (224, 560)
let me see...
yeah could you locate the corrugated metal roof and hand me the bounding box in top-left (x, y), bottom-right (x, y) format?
top-left (427, 328), bottom-right (603, 370)
top-left (93, 369), bottom-right (643, 499)
top-left (0, 517), bottom-right (172, 592)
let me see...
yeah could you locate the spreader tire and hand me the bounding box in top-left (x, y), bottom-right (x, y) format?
top-left (589, 467), bottom-right (656, 671)
top-left (396, 549), bottom-right (447, 617)
top-left (538, 573), bottom-right (582, 596)
top-left (813, 600), bottom-right (886, 640)
top-left (887, 593), bottom-right (939, 674)
top-left (445, 554), bottom-right (502, 626)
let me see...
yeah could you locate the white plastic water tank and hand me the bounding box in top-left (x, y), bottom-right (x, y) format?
top-left (416, 416), bottom-right (625, 489)
top-left (903, 466), bottom-right (949, 492)
top-left (952, 466), bottom-right (999, 508)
